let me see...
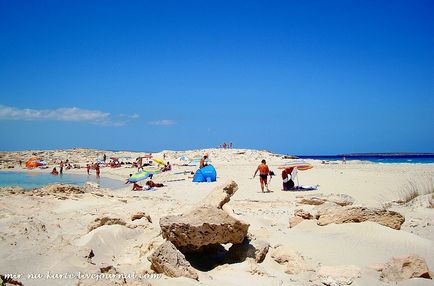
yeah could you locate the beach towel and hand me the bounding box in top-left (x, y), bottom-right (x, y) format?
top-left (282, 185), bottom-right (319, 191)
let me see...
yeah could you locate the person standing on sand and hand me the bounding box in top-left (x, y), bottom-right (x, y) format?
top-left (137, 157), bottom-right (143, 172)
top-left (59, 161), bottom-right (64, 174)
top-left (86, 164), bottom-right (90, 175)
top-left (253, 159), bottom-right (270, 193)
top-left (200, 153), bottom-right (209, 169)
top-left (95, 164), bottom-right (100, 177)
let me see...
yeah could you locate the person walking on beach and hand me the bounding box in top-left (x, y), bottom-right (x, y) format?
top-left (95, 163), bottom-right (100, 177)
top-left (253, 159), bottom-right (270, 193)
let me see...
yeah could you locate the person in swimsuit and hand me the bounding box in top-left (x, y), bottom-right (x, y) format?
top-left (200, 153), bottom-right (209, 169)
top-left (253, 159), bottom-right (270, 193)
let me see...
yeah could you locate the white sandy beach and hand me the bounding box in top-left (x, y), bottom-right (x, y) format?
top-left (0, 148), bottom-right (433, 286)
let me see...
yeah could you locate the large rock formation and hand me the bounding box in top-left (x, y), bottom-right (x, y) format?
top-left (297, 193), bottom-right (355, 206)
top-left (317, 206), bottom-right (405, 230)
top-left (289, 203), bottom-right (405, 230)
top-left (148, 241), bottom-right (198, 280)
top-left (160, 204), bottom-right (249, 252)
top-left (378, 254), bottom-right (432, 282)
top-left (159, 180), bottom-right (249, 252)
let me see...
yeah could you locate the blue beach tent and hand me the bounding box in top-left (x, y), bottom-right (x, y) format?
top-left (192, 165), bottom-right (217, 182)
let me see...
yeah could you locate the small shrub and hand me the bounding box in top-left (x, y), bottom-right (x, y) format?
top-left (396, 178), bottom-right (434, 205)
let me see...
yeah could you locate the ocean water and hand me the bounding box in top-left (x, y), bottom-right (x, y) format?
top-left (297, 155), bottom-right (434, 164)
top-left (0, 171), bottom-right (125, 189)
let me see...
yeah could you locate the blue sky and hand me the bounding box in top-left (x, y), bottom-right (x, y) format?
top-left (0, 0), bottom-right (433, 154)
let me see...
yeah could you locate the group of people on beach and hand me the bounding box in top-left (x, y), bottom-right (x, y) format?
top-left (253, 160), bottom-right (298, 193)
top-left (218, 142), bottom-right (233, 149)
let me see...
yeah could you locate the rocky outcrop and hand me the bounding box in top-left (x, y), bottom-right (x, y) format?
top-left (378, 254), bottom-right (432, 282)
top-left (88, 217), bottom-right (127, 232)
top-left (160, 205), bottom-right (249, 252)
top-left (289, 204), bottom-right (405, 230)
top-left (288, 209), bottom-right (315, 228)
top-left (317, 206), bottom-right (405, 230)
top-left (148, 241), bottom-right (198, 280)
top-left (297, 193), bottom-right (355, 206)
top-left (159, 181), bottom-right (249, 252)
top-left (34, 184), bottom-right (85, 196)
top-left (198, 180), bottom-right (238, 209)
top-left (317, 265), bottom-right (361, 285)
top-left (131, 212), bottom-right (152, 223)
top-left (226, 235), bottom-right (270, 263)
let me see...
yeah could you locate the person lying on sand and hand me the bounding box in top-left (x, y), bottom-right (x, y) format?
top-left (253, 159), bottom-right (270, 193)
top-left (131, 180), bottom-right (165, 191)
top-left (162, 162), bottom-right (172, 172)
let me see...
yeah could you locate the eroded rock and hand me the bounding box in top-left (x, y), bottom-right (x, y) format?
top-left (198, 180), bottom-right (238, 209)
top-left (160, 181), bottom-right (249, 252)
top-left (317, 206), bottom-right (405, 230)
top-left (35, 184), bottom-right (85, 196)
top-left (226, 235), bottom-right (270, 263)
top-left (160, 205), bottom-right (249, 252)
top-left (297, 193), bottom-right (355, 206)
top-left (131, 212), bottom-right (152, 223)
top-left (88, 217), bottom-right (127, 232)
top-left (379, 254), bottom-right (432, 282)
top-left (148, 241), bottom-right (198, 280)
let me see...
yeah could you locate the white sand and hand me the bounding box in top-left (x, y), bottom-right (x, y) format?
top-left (0, 148), bottom-right (433, 285)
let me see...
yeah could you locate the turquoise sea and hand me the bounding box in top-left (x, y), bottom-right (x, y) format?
top-left (0, 171), bottom-right (125, 189)
top-left (297, 155), bottom-right (434, 164)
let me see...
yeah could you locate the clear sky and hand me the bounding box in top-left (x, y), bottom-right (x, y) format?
top-left (0, 0), bottom-right (433, 154)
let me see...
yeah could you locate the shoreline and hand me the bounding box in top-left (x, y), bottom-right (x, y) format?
top-left (0, 148), bottom-right (433, 285)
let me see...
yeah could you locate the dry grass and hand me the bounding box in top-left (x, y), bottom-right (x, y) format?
top-left (396, 178), bottom-right (434, 205)
top-left (429, 193), bottom-right (434, 208)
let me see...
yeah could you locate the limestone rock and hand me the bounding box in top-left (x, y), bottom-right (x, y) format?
top-left (131, 212), bottom-right (152, 223)
top-left (160, 205), bottom-right (249, 252)
top-left (226, 236), bottom-right (270, 263)
top-left (317, 206), bottom-right (405, 230)
top-left (88, 217), bottom-right (127, 232)
top-left (288, 209), bottom-right (314, 228)
top-left (148, 241), bottom-right (198, 280)
top-left (297, 193), bottom-right (355, 206)
top-left (35, 184), bottom-right (85, 195)
top-left (317, 265), bottom-right (361, 285)
top-left (288, 216), bottom-right (305, 228)
top-left (198, 180), bottom-right (238, 209)
top-left (379, 254), bottom-right (432, 282)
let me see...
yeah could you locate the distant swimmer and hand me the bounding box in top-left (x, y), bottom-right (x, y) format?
top-left (253, 159), bottom-right (270, 193)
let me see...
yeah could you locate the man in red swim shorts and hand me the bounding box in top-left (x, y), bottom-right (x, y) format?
top-left (253, 159), bottom-right (270, 193)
